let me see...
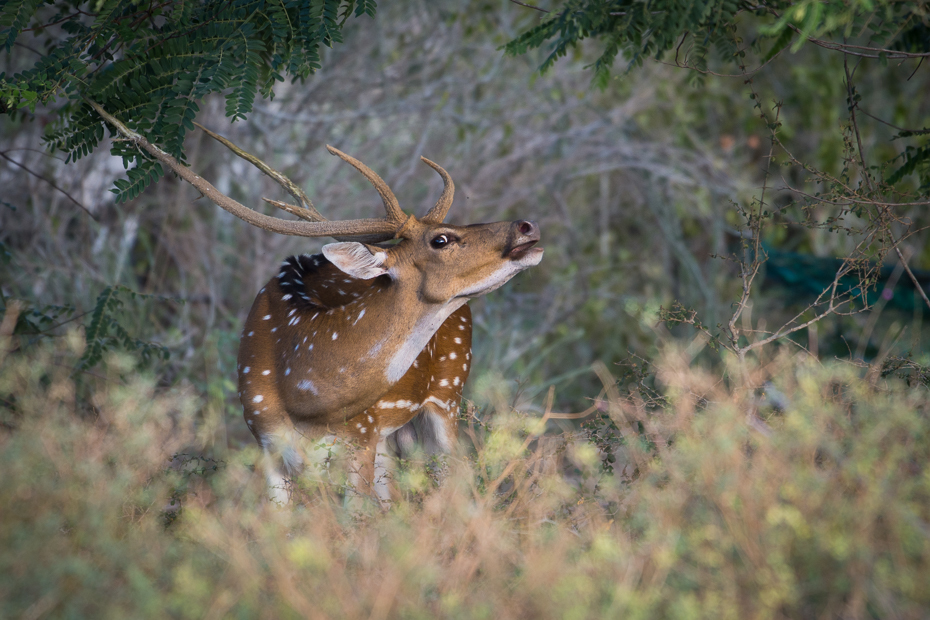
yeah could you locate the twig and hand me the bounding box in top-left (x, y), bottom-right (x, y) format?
top-left (727, 90), bottom-right (779, 358)
top-left (779, 184), bottom-right (930, 208)
top-left (742, 268), bottom-right (852, 352)
top-left (843, 55), bottom-right (930, 312)
top-left (0, 152), bottom-right (98, 221)
top-left (23, 310), bottom-right (92, 337)
top-left (508, 0), bottom-right (549, 13)
top-left (804, 36), bottom-right (930, 59)
top-left (856, 108), bottom-right (926, 134)
top-left (485, 385), bottom-right (596, 496)
top-left (13, 41), bottom-right (43, 56)
top-left (656, 40), bottom-right (786, 78)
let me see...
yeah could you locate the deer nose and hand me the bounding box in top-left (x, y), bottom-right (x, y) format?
top-left (516, 220), bottom-right (539, 239)
top-left (506, 220), bottom-right (541, 259)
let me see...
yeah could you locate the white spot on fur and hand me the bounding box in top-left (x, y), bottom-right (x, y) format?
top-left (282, 294), bottom-right (292, 301)
top-left (297, 380), bottom-right (318, 394)
top-left (263, 315), bottom-right (271, 320)
top-left (262, 370), bottom-right (271, 375)
top-left (423, 396), bottom-right (451, 412)
top-left (454, 337), bottom-right (461, 344)
top-left (253, 395), bottom-right (264, 403)
top-left (332, 332), bottom-right (338, 340)
top-left (243, 367), bottom-right (250, 374)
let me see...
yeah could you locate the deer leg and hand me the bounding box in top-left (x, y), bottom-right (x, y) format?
top-left (343, 413), bottom-right (386, 510)
top-left (372, 434), bottom-right (402, 507)
top-left (258, 427), bottom-right (306, 505)
top-left (412, 403), bottom-right (458, 485)
top-left (384, 403), bottom-right (457, 488)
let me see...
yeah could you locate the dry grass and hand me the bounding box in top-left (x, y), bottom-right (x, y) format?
top-left (2, 325), bottom-right (929, 619)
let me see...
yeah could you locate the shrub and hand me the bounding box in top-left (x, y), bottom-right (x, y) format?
top-left (1, 329), bottom-right (929, 618)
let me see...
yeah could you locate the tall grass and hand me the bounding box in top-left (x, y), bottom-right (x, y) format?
top-left (2, 321), bottom-right (929, 619)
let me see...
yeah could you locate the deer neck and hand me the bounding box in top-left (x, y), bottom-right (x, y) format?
top-left (363, 278), bottom-right (468, 384)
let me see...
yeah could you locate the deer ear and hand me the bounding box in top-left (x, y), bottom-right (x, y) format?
top-left (322, 242), bottom-right (390, 280)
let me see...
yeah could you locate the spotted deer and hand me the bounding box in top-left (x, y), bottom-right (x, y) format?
top-left (234, 152), bottom-right (542, 506)
top-left (87, 103), bottom-right (542, 506)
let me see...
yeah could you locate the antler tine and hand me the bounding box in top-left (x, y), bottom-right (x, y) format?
top-left (194, 122), bottom-right (327, 222)
top-left (325, 145), bottom-right (406, 223)
top-left (419, 156), bottom-right (455, 223)
top-left (195, 123), bottom-right (395, 242)
top-left (86, 99), bottom-right (400, 240)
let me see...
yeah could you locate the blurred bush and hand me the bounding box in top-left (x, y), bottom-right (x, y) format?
top-left (2, 324), bottom-right (929, 618)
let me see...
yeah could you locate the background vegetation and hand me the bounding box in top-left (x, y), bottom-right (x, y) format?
top-left (2, 0), bottom-right (929, 617)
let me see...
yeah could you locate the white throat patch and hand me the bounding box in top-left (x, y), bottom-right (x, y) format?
top-left (384, 298), bottom-right (468, 383)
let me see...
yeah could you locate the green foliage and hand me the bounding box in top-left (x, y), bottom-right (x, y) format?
top-left (505, 0), bottom-right (927, 81)
top-left (4, 299), bottom-right (76, 338)
top-left (504, 0), bottom-right (748, 79)
top-left (888, 143), bottom-right (930, 190)
top-left (504, 0), bottom-right (930, 188)
top-left (78, 285), bottom-right (170, 370)
top-left (0, 0), bottom-right (376, 202)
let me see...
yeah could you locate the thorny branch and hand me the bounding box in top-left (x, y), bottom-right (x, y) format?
top-left (842, 54), bottom-right (930, 312)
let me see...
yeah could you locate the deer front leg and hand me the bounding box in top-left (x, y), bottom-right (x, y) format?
top-left (385, 402), bottom-right (458, 490)
top-left (344, 412), bottom-right (391, 510)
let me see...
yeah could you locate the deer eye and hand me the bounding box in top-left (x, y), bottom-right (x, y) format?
top-left (430, 234), bottom-right (451, 249)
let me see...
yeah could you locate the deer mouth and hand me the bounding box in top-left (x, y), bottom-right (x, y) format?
top-left (508, 240), bottom-right (541, 260)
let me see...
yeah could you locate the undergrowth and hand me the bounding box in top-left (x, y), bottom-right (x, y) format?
top-left (1, 325), bottom-right (929, 619)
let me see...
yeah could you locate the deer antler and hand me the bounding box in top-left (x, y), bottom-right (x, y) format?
top-left (86, 99), bottom-right (406, 241)
top-left (419, 157), bottom-right (455, 223)
top-left (193, 122), bottom-right (401, 242)
top-left (324, 146), bottom-right (405, 223)
top-left (193, 122), bottom-right (327, 223)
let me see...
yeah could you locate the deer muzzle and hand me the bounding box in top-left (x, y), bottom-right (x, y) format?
top-left (506, 220), bottom-right (543, 261)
